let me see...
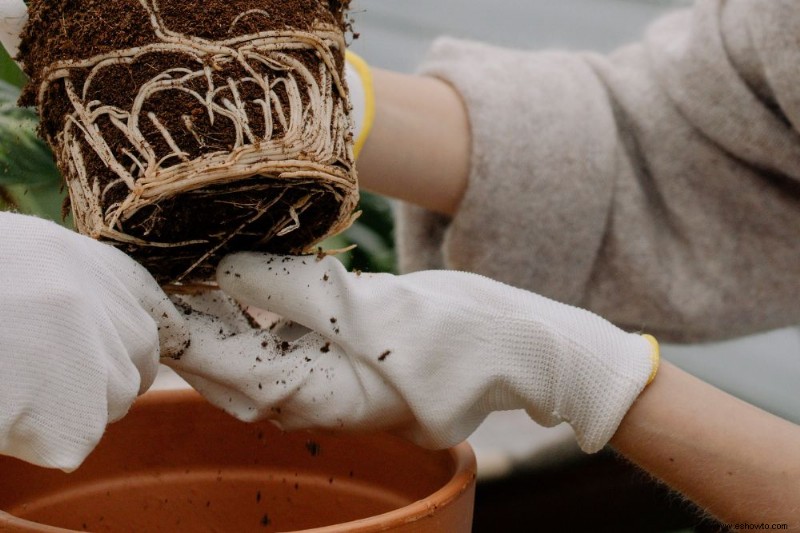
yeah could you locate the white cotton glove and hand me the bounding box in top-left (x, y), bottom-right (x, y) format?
top-left (0, 0), bottom-right (26, 59)
top-left (165, 252), bottom-right (659, 452)
top-left (0, 212), bottom-right (189, 471)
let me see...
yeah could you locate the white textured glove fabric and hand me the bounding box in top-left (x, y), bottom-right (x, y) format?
top-left (0, 212), bottom-right (188, 471)
top-left (166, 252), bottom-right (658, 452)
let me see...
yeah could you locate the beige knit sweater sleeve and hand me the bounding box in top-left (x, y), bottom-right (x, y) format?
top-left (395, 0), bottom-right (800, 343)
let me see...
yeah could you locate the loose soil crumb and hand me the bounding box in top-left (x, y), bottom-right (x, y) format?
top-left (305, 440), bottom-right (321, 457)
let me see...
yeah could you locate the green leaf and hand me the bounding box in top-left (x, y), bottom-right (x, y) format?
top-left (0, 43), bottom-right (26, 88)
top-left (343, 220), bottom-right (396, 273)
top-left (317, 192), bottom-right (397, 273)
top-left (0, 79), bottom-right (68, 226)
top-left (4, 181), bottom-right (69, 225)
top-left (0, 80), bottom-right (61, 187)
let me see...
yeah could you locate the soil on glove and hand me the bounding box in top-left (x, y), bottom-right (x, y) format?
top-left (18, 0), bottom-right (356, 283)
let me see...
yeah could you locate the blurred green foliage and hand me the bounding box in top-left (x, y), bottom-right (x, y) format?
top-left (0, 43), bottom-right (25, 88)
top-left (0, 43), bottom-right (397, 272)
top-left (0, 47), bottom-right (69, 224)
top-left (322, 190), bottom-right (397, 273)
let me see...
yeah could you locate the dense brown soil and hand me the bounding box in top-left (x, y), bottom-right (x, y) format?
top-left (18, 0), bottom-right (356, 283)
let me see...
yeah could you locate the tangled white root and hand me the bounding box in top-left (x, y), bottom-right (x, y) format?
top-left (37, 0), bottom-right (357, 273)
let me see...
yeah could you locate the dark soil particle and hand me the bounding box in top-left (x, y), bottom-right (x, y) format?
top-left (305, 440), bottom-right (321, 456)
top-left (260, 513), bottom-right (271, 527)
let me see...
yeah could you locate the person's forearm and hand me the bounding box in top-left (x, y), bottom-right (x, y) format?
top-left (356, 68), bottom-right (471, 216)
top-left (611, 362), bottom-right (800, 526)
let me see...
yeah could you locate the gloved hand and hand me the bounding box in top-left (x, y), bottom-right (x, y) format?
top-left (165, 252), bottom-right (659, 452)
top-left (0, 212), bottom-right (188, 471)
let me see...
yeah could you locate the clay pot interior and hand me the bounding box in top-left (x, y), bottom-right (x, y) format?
top-left (0, 390), bottom-right (475, 532)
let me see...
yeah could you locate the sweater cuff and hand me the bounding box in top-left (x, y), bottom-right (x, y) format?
top-left (396, 38), bottom-right (618, 304)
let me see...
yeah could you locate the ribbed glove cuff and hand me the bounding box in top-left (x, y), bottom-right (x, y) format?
top-left (344, 50), bottom-right (375, 159)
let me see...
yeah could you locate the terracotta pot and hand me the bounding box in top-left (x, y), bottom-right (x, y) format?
top-left (0, 390), bottom-right (476, 532)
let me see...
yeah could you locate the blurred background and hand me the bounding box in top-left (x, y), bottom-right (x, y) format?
top-left (1, 0), bottom-right (797, 530)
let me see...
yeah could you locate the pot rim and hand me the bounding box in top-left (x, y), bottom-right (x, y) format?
top-left (299, 441), bottom-right (476, 533)
top-left (0, 389), bottom-right (477, 533)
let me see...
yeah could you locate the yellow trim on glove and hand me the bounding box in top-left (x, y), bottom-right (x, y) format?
top-left (345, 50), bottom-right (375, 160)
top-left (642, 334), bottom-right (661, 385)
